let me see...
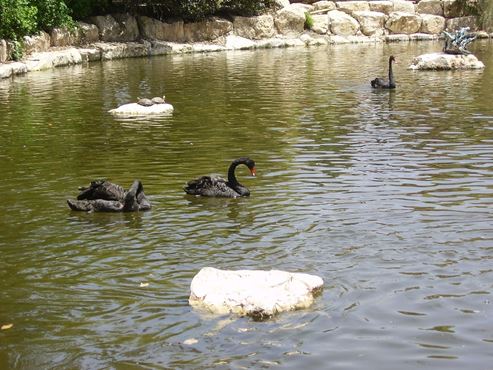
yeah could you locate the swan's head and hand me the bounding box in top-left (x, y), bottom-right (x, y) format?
top-left (390, 55), bottom-right (396, 63)
top-left (237, 157), bottom-right (256, 177)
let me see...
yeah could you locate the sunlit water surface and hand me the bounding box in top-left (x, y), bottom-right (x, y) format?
top-left (1, 40), bottom-right (493, 369)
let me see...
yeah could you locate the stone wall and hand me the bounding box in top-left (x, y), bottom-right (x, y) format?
top-left (0, 0), bottom-right (488, 71)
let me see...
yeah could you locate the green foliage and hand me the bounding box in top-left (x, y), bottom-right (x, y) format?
top-left (32, 0), bottom-right (72, 30)
top-left (220, 0), bottom-right (274, 16)
top-left (304, 11), bottom-right (314, 29)
top-left (64, 0), bottom-right (112, 20)
top-left (10, 38), bottom-right (24, 60)
top-left (0, 0), bottom-right (38, 39)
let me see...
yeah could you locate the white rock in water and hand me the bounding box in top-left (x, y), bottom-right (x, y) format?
top-left (408, 52), bottom-right (485, 70)
top-left (189, 267), bottom-right (324, 319)
top-left (108, 102), bottom-right (174, 116)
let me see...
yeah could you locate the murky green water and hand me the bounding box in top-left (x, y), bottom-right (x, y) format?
top-left (1, 40), bottom-right (493, 369)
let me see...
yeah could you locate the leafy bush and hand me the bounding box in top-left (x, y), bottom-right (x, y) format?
top-left (32, 0), bottom-right (72, 30)
top-left (0, 0), bottom-right (37, 39)
top-left (64, 0), bottom-right (113, 20)
top-left (304, 12), bottom-right (314, 29)
top-left (220, 0), bottom-right (274, 16)
top-left (121, 0), bottom-right (220, 21)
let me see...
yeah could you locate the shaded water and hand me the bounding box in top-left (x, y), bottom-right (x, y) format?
top-left (1, 40), bottom-right (493, 369)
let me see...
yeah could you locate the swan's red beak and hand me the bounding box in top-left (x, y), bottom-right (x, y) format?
top-left (250, 167), bottom-right (256, 177)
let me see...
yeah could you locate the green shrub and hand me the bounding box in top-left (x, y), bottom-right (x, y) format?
top-left (32, 0), bottom-right (73, 30)
top-left (65, 0), bottom-right (113, 20)
top-left (220, 0), bottom-right (274, 16)
top-left (0, 0), bottom-right (38, 39)
top-left (304, 11), bottom-right (314, 29)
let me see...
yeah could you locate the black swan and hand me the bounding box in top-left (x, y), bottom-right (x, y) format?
top-left (371, 56), bottom-right (396, 89)
top-left (67, 179), bottom-right (151, 212)
top-left (184, 157), bottom-right (256, 198)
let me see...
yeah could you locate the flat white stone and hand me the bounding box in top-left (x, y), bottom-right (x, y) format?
top-left (189, 267), bottom-right (324, 319)
top-left (408, 52), bottom-right (485, 70)
top-left (108, 102), bottom-right (174, 116)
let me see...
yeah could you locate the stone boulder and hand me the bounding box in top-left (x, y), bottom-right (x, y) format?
top-left (392, 0), bottom-right (415, 13)
top-left (386, 12), bottom-right (422, 34)
top-left (0, 62), bottom-right (28, 79)
top-left (0, 39), bottom-right (7, 63)
top-left (24, 48), bottom-right (82, 72)
top-left (327, 10), bottom-right (360, 35)
top-left (233, 15), bottom-right (275, 40)
top-left (23, 31), bottom-right (51, 55)
top-left (50, 27), bottom-right (80, 47)
top-left (446, 16), bottom-right (479, 31)
top-left (189, 267), bottom-right (324, 319)
top-left (109, 102), bottom-right (174, 116)
top-left (353, 11), bottom-right (387, 36)
top-left (138, 16), bottom-right (184, 42)
top-left (416, 0), bottom-right (444, 16)
top-left (420, 14), bottom-right (446, 34)
top-left (313, 1), bottom-right (336, 12)
top-left (275, 5), bottom-right (306, 36)
top-left (89, 14), bottom-right (139, 42)
top-left (78, 22), bottom-right (100, 44)
top-left (443, 0), bottom-right (478, 18)
top-left (183, 17), bottom-right (233, 42)
top-left (273, 0), bottom-right (290, 9)
top-left (94, 42), bottom-right (150, 60)
top-left (113, 13), bottom-right (140, 41)
top-left (337, 1), bottom-right (370, 14)
top-left (369, 1), bottom-right (394, 14)
top-left (311, 14), bottom-right (330, 34)
top-left (408, 52), bottom-right (485, 70)
top-left (225, 35), bottom-right (257, 49)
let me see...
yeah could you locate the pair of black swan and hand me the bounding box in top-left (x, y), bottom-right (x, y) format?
top-left (371, 56), bottom-right (396, 89)
top-left (67, 157), bottom-right (256, 212)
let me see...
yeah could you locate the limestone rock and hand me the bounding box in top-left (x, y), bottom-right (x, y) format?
top-left (369, 1), bottom-right (394, 14)
top-left (24, 48), bottom-right (82, 71)
top-left (138, 16), bottom-right (184, 42)
top-left (273, 0), bottom-right (290, 9)
top-left (23, 31), bottom-right (51, 55)
top-left (311, 14), bottom-right (330, 34)
top-left (275, 5), bottom-right (306, 36)
top-left (386, 12), bottom-right (422, 34)
top-left (50, 27), bottom-right (81, 47)
top-left (78, 48), bottom-right (102, 62)
top-left (77, 22), bottom-right (100, 44)
top-left (420, 14), bottom-right (445, 34)
top-left (443, 0), bottom-right (478, 18)
top-left (183, 17), bottom-right (233, 42)
top-left (109, 102), bottom-right (174, 116)
top-left (408, 52), bottom-right (485, 70)
top-left (416, 0), bottom-right (444, 16)
top-left (445, 16), bottom-right (479, 31)
top-left (392, 0), bottom-right (415, 13)
top-left (337, 1), bottom-right (370, 14)
top-left (0, 39), bottom-right (7, 63)
top-left (327, 10), bottom-right (360, 35)
top-left (90, 15), bottom-right (124, 42)
top-left (0, 62), bottom-right (28, 79)
top-left (189, 267), bottom-right (324, 319)
top-left (225, 35), bottom-right (257, 49)
top-left (353, 11), bottom-right (387, 36)
top-left (113, 13), bottom-right (140, 41)
top-left (233, 15), bottom-right (275, 40)
top-left (312, 1), bottom-right (336, 12)
top-left (94, 42), bottom-right (150, 60)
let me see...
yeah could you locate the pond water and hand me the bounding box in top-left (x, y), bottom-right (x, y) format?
top-left (1, 40), bottom-right (493, 369)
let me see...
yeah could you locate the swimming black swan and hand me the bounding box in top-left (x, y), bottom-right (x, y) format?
top-left (67, 179), bottom-right (151, 212)
top-left (371, 56), bottom-right (396, 89)
top-left (184, 157), bottom-right (256, 198)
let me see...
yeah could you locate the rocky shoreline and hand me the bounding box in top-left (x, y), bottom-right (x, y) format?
top-left (1, 0), bottom-right (490, 80)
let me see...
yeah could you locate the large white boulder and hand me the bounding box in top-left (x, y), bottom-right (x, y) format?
top-left (416, 0), bottom-right (444, 16)
top-left (327, 10), bottom-right (360, 35)
top-left (420, 14), bottom-right (445, 34)
top-left (233, 15), bottom-right (276, 40)
top-left (275, 5), bottom-right (306, 36)
top-left (189, 267), bottom-right (324, 319)
top-left (369, 1), bottom-right (394, 14)
top-left (0, 39), bottom-right (7, 63)
top-left (409, 52), bottom-right (485, 70)
top-left (109, 102), bottom-right (174, 116)
top-left (386, 11), bottom-right (422, 34)
top-left (353, 11), bottom-right (387, 36)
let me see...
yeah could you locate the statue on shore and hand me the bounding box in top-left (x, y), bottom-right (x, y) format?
top-left (442, 27), bottom-right (477, 55)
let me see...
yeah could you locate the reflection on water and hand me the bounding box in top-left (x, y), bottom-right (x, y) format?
top-left (1, 40), bottom-right (493, 369)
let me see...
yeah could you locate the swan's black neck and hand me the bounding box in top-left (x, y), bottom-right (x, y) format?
top-left (227, 158), bottom-right (250, 196)
top-left (388, 57), bottom-right (395, 88)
